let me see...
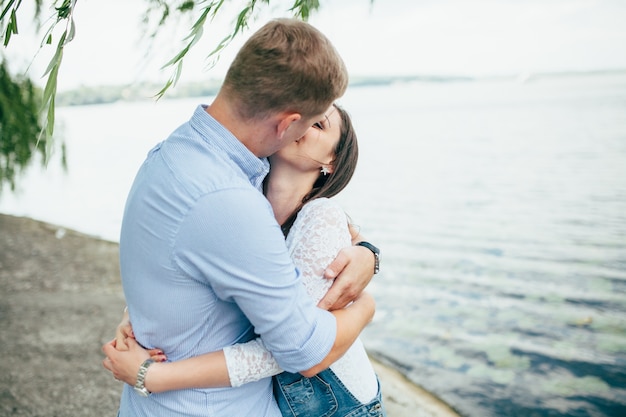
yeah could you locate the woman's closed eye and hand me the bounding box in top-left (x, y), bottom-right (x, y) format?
top-left (312, 121), bottom-right (324, 130)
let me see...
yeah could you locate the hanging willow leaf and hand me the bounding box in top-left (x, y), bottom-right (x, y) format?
top-left (154, 77), bottom-right (174, 100)
top-left (66, 15), bottom-right (75, 43)
top-left (38, 31), bottom-right (65, 144)
top-left (2, 9), bottom-right (17, 46)
top-left (290, 0), bottom-right (320, 20)
top-left (42, 31), bottom-right (65, 77)
top-left (82, 0), bottom-right (320, 99)
top-left (0, 60), bottom-right (52, 192)
top-left (156, 4), bottom-right (211, 96)
top-left (0, 0), bottom-right (16, 21)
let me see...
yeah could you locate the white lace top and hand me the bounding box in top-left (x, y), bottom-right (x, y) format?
top-left (223, 198), bottom-right (378, 403)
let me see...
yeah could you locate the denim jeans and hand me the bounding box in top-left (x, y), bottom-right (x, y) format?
top-left (273, 368), bottom-right (387, 417)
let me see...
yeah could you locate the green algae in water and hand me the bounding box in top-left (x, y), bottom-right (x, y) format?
top-left (596, 334), bottom-right (626, 354)
top-left (467, 364), bottom-right (516, 385)
top-left (483, 344), bottom-right (531, 370)
top-left (539, 375), bottom-right (611, 397)
top-left (429, 346), bottom-right (466, 369)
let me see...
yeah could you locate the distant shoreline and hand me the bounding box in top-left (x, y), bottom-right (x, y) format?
top-left (56, 68), bottom-right (626, 107)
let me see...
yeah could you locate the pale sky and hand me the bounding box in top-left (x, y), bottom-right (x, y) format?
top-left (6, 0), bottom-right (626, 91)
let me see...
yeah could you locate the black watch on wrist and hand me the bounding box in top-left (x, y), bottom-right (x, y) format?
top-left (356, 241), bottom-right (380, 274)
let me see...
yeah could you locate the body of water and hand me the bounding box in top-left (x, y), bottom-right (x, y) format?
top-left (2, 72), bottom-right (625, 416)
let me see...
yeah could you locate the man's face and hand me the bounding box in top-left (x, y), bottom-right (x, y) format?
top-left (256, 110), bottom-right (328, 156)
top-left (273, 106), bottom-right (340, 172)
top-left (269, 109), bottom-right (328, 156)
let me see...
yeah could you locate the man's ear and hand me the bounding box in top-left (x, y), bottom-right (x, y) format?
top-left (276, 112), bottom-right (302, 139)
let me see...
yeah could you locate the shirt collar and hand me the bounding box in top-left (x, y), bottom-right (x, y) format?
top-left (190, 105), bottom-right (270, 189)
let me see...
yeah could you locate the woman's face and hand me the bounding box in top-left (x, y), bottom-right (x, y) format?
top-left (272, 106), bottom-right (342, 173)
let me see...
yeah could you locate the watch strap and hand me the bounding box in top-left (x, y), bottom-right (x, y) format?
top-left (356, 241), bottom-right (380, 274)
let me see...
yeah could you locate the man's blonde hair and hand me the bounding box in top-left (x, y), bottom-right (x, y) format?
top-left (222, 18), bottom-right (348, 120)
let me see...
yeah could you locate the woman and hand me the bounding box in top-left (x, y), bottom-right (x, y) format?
top-left (104, 104), bottom-right (386, 417)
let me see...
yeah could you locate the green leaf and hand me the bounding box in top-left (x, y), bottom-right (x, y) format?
top-left (208, 0), bottom-right (226, 20)
top-left (10, 8), bottom-right (18, 33)
top-left (161, 43), bottom-right (191, 68)
top-left (154, 78), bottom-right (174, 101)
top-left (45, 94), bottom-right (56, 145)
top-left (290, 0), bottom-right (320, 21)
top-left (2, 9), bottom-right (18, 46)
top-left (40, 60), bottom-right (59, 144)
top-left (66, 16), bottom-right (76, 43)
top-left (207, 33), bottom-right (232, 58)
top-left (3, 25), bottom-right (12, 46)
top-left (42, 32), bottom-right (66, 77)
top-left (173, 59), bottom-right (183, 85)
top-left (0, 0), bottom-right (16, 21)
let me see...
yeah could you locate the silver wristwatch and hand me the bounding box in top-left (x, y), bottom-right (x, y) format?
top-left (134, 358), bottom-right (155, 397)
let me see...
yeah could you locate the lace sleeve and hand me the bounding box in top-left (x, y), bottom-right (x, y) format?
top-left (223, 339), bottom-right (283, 387)
top-left (287, 198), bottom-right (352, 304)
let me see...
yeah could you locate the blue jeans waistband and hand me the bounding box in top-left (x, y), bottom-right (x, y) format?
top-left (273, 368), bottom-right (386, 417)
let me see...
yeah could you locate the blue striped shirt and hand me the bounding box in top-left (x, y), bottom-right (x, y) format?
top-left (117, 105), bottom-right (336, 416)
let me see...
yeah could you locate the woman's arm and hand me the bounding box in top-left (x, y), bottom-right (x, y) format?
top-left (223, 339), bottom-right (283, 387)
top-left (146, 348), bottom-right (230, 392)
top-left (105, 312), bottom-right (282, 391)
top-left (102, 337), bottom-right (230, 392)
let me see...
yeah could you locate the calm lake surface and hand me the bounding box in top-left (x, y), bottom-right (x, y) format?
top-left (2, 72), bottom-right (625, 416)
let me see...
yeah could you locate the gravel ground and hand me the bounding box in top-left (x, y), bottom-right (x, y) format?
top-left (0, 213), bottom-right (460, 417)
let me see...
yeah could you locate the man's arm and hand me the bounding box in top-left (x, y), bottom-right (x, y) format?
top-left (180, 190), bottom-right (350, 373)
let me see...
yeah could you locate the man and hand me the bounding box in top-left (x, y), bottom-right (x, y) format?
top-left (103, 18), bottom-right (378, 416)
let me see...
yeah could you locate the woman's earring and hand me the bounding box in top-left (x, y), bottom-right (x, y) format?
top-left (320, 166), bottom-right (331, 176)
